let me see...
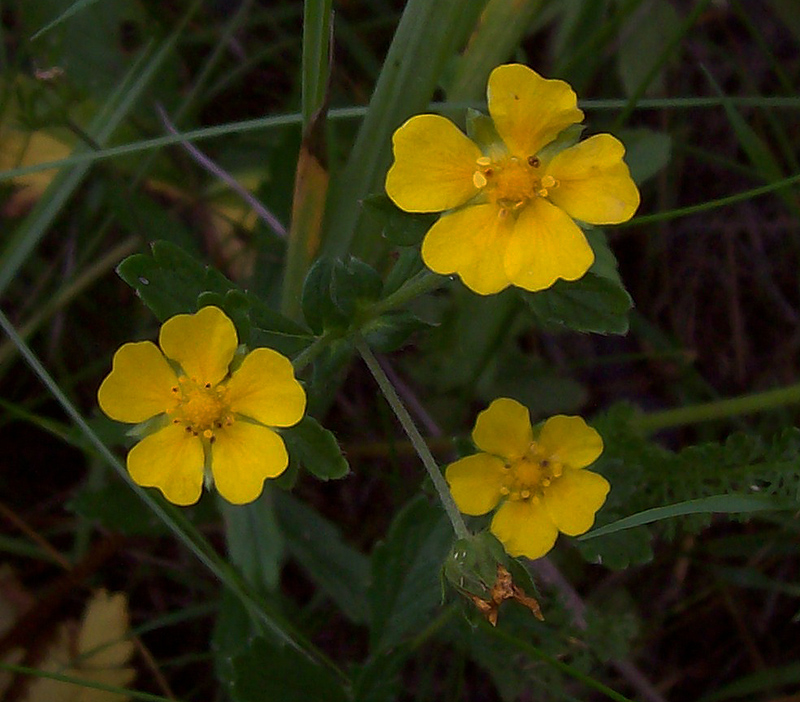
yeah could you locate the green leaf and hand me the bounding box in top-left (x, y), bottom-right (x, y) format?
top-left (576, 526), bottom-right (653, 570)
top-left (117, 241), bottom-right (233, 320)
top-left (274, 492), bottom-right (370, 624)
top-left (331, 256), bottom-right (384, 318)
top-left (301, 257), bottom-right (349, 334)
top-left (618, 128), bottom-right (672, 185)
top-left (580, 494), bottom-right (787, 541)
top-left (519, 230), bottom-right (633, 335)
top-left (117, 241), bottom-right (313, 357)
top-left (362, 194), bottom-right (436, 249)
top-left (368, 496), bottom-right (453, 652)
top-left (352, 651), bottom-right (406, 702)
top-left (617, 0), bottom-right (680, 98)
top-left (221, 488), bottom-right (284, 593)
top-left (361, 310), bottom-right (434, 353)
top-left (282, 416), bottom-right (349, 481)
top-left (231, 638), bottom-right (349, 702)
top-left (68, 480), bottom-right (167, 537)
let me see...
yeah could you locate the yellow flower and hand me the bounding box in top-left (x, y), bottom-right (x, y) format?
top-left (98, 306), bottom-right (305, 506)
top-left (445, 398), bottom-right (609, 560)
top-left (385, 63), bottom-right (640, 295)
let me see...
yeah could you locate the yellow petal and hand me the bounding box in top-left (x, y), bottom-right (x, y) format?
top-left (487, 64), bottom-right (584, 158)
top-left (127, 425), bottom-right (205, 506)
top-left (504, 197), bottom-right (594, 292)
top-left (211, 421), bottom-right (288, 504)
top-left (490, 499), bottom-right (559, 559)
top-left (537, 415), bottom-right (603, 468)
top-left (159, 306), bottom-right (237, 385)
top-left (97, 341), bottom-right (177, 423)
top-left (545, 134), bottom-right (640, 224)
top-left (225, 348), bottom-right (305, 427)
top-left (385, 114), bottom-right (482, 213)
top-left (472, 397), bottom-right (533, 460)
top-left (543, 467), bottom-right (610, 536)
top-left (445, 453), bottom-right (506, 516)
top-left (420, 203), bottom-right (512, 294)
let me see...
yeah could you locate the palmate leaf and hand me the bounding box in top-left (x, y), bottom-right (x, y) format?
top-left (519, 230), bottom-right (632, 335)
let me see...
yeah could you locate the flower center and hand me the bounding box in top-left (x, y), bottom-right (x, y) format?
top-left (169, 376), bottom-right (233, 441)
top-left (472, 155), bottom-right (558, 217)
top-left (499, 442), bottom-right (563, 503)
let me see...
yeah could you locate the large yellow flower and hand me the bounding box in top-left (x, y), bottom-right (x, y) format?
top-left (445, 398), bottom-right (609, 560)
top-left (385, 63), bottom-right (640, 295)
top-left (98, 306), bottom-right (305, 506)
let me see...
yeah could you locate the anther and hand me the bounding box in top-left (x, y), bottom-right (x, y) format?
top-left (476, 156), bottom-right (491, 166)
top-left (204, 382), bottom-right (212, 389)
top-left (203, 429), bottom-right (213, 439)
top-left (541, 175), bottom-right (556, 189)
top-left (473, 171), bottom-right (488, 188)
top-left (171, 386), bottom-right (178, 393)
top-left (527, 156), bottom-right (540, 167)
top-left (500, 486), bottom-right (510, 496)
top-left (185, 426), bottom-right (192, 433)
top-left (520, 489), bottom-right (531, 499)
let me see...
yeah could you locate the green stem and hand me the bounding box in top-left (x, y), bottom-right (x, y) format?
top-left (356, 338), bottom-right (470, 540)
top-left (633, 382), bottom-right (800, 433)
top-left (371, 269), bottom-right (445, 315)
top-left (292, 270), bottom-right (444, 373)
top-left (620, 169), bottom-right (800, 226)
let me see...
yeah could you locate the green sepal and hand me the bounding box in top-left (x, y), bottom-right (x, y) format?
top-left (518, 230), bottom-right (633, 335)
top-left (362, 193), bottom-right (436, 248)
top-left (465, 108), bottom-right (501, 151)
top-left (442, 531), bottom-right (508, 600)
top-left (282, 415), bottom-right (349, 481)
top-left (536, 123), bottom-right (585, 162)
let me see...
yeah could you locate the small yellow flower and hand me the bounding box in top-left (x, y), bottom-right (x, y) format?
top-left (385, 63), bottom-right (640, 295)
top-left (445, 398), bottom-right (609, 560)
top-left (98, 306), bottom-right (305, 506)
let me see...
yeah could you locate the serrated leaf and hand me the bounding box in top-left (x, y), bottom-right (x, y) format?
top-left (231, 638), bottom-right (349, 702)
top-left (282, 416), bottom-right (349, 481)
top-left (368, 496), bottom-right (453, 652)
top-left (519, 230), bottom-right (632, 335)
top-left (117, 241), bottom-right (312, 356)
top-left (274, 492), bottom-right (370, 624)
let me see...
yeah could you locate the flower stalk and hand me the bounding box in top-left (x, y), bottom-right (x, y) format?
top-left (356, 338), bottom-right (470, 540)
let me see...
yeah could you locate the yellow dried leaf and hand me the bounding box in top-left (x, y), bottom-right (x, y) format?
top-left (24, 589), bottom-right (135, 702)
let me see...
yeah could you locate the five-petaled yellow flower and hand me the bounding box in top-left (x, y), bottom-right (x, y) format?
top-left (98, 306), bottom-right (305, 506)
top-left (445, 398), bottom-right (609, 560)
top-left (385, 63), bottom-right (640, 295)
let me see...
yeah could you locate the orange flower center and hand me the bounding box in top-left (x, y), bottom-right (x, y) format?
top-left (472, 155), bottom-right (558, 217)
top-left (169, 376), bottom-right (233, 441)
top-left (499, 442), bottom-right (563, 503)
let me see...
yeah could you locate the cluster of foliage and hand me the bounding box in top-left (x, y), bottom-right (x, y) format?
top-left (2, 1), bottom-right (800, 701)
